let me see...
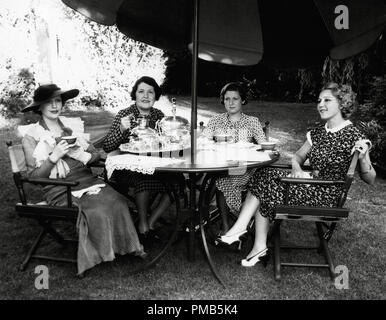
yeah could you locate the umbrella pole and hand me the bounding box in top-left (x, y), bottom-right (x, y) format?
top-left (187, 0), bottom-right (199, 262)
top-left (187, 0), bottom-right (226, 287)
top-left (190, 0), bottom-right (199, 164)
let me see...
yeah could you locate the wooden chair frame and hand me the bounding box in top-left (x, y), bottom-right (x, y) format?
top-left (270, 151), bottom-right (360, 281)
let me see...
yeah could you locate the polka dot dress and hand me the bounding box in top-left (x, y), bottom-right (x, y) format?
top-left (247, 123), bottom-right (365, 221)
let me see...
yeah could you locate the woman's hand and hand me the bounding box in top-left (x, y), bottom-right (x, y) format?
top-left (352, 139), bottom-right (376, 185)
top-left (120, 114), bottom-right (134, 132)
top-left (352, 139), bottom-right (371, 160)
top-left (67, 145), bottom-right (92, 164)
top-left (49, 140), bottom-right (70, 163)
top-left (290, 168), bottom-right (307, 178)
top-left (290, 140), bottom-right (312, 178)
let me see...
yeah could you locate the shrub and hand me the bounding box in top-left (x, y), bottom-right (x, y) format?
top-left (0, 68), bottom-right (35, 118)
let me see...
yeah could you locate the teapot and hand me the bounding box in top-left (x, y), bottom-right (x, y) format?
top-left (129, 115), bottom-right (161, 150)
top-left (156, 98), bottom-right (190, 144)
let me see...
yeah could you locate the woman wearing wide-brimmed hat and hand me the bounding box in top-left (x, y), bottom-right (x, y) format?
top-left (20, 84), bottom-right (146, 276)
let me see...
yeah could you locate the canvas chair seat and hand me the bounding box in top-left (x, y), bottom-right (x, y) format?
top-left (270, 151), bottom-right (360, 281)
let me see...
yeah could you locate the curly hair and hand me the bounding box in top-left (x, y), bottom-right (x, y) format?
top-left (130, 76), bottom-right (162, 101)
top-left (220, 82), bottom-right (247, 105)
top-left (321, 82), bottom-right (357, 119)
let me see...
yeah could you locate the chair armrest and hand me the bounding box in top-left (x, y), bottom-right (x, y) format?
top-left (279, 177), bottom-right (346, 185)
top-left (87, 158), bottom-right (106, 168)
top-left (268, 163), bottom-right (292, 169)
top-left (92, 136), bottom-right (106, 149)
top-left (19, 177), bottom-right (79, 208)
top-left (20, 177), bottom-right (79, 187)
top-left (268, 163), bottom-right (313, 171)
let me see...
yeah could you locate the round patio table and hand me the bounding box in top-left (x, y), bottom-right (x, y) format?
top-left (106, 146), bottom-right (280, 286)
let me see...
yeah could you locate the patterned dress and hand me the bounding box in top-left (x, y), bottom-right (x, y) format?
top-left (103, 104), bottom-right (184, 195)
top-left (203, 112), bottom-right (266, 213)
top-left (247, 121), bottom-right (365, 221)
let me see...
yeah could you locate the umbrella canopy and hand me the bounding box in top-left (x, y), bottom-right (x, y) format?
top-left (62, 0), bottom-right (386, 67)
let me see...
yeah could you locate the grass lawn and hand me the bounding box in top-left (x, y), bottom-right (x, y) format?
top-left (0, 97), bottom-right (385, 300)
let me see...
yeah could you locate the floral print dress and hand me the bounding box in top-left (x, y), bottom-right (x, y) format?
top-left (203, 112), bottom-right (266, 213)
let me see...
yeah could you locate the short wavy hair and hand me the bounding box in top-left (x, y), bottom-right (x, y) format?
top-left (220, 82), bottom-right (247, 105)
top-left (130, 76), bottom-right (162, 101)
top-left (321, 82), bottom-right (357, 119)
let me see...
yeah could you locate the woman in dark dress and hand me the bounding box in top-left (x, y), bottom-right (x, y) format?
top-left (21, 84), bottom-right (145, 275)
top-left (216, 83), bottom-right (376, 267)
top-left (103, 76), bottom-right (184, 239)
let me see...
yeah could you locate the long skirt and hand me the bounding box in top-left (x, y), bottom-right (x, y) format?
top-left (46, 173), bottom-right (144, 275)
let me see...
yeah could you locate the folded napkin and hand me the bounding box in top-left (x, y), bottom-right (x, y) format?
top-left (287, 171), bottom-right (312, 178)
top-left (72, 184), bottom-right (106, 198)
top-left (287, 171), bottom-right (312, 187)
top-left (105, 154), bottom-right (185, 179)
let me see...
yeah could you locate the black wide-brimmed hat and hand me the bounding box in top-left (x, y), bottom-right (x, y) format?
top-left (22, 84), bottom-right (79, 113)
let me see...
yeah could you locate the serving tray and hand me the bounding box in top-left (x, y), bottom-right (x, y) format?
top-left (119, 143), bottom-right (190, 157)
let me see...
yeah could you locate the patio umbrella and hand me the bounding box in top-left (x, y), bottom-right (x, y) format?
top-left (62, 0), bottom-right (386, 160)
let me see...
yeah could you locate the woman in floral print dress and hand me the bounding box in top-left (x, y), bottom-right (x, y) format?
top-left (202, 82), bottom-right (266, 233)
top-left (217, 82), bottom-right (376, 267)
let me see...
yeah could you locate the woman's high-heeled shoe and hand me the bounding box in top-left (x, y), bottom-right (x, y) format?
top-left (215, 230), bottom-right (247, 250)
top-left (240, 248), bottom-right (270, 267)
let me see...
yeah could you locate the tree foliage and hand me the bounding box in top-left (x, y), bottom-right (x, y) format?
top-left (0, 0), bottom-right (166, 123)
top-left (324, 36), bottom-right (386, 170)
top-left (353, 76), bottom-right (386, 169)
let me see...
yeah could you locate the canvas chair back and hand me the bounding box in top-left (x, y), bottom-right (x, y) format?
top-left (337, 150), bottom-right (359, 207)
top-left (7, 142), bottom-right (32, 205)
top-left (8, 143), bottom-right (27, 174)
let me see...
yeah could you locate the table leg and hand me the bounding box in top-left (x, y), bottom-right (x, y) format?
top-left (188, 173), bottom-right (197, 261)
top-left (130, 184), bottom-right (181, 274)
top-left (197, 173), bottom-right (226, 287)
